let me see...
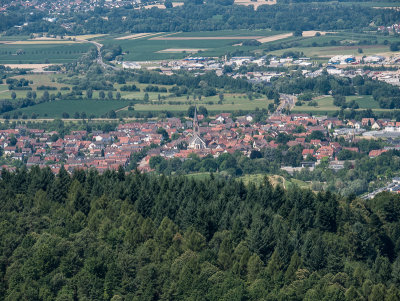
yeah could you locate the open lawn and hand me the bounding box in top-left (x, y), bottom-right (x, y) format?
top-left (11, 100), bottom-right (130, 118)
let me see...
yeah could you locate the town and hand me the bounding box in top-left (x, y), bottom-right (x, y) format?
top-left (2, 103), bottom-right (400, 195)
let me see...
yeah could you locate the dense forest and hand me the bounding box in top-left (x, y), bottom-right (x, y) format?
top-left (1, 167), bottom-right (400, 300)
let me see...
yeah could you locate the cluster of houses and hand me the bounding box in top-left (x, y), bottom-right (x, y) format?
top-left (121, 53), bottom-right (400, 88)
top-left (5, 0), bottom-right (139, 14)
top-left (1, 107), bottom-right (398, 174)
top-left (378, 23), bottom-right (400, 34)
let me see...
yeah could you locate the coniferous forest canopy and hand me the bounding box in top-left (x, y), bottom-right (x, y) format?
top-left (1, 167), bottom-right (400, 300)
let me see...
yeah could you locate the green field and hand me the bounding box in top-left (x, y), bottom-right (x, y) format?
top-left (270, 45), bottom-right (390, 58)
top-left (0, 43), bottom-right (94, 64)
top-left (169, 30), bottom-right (282, 37)
top-left (98, 30), bottom-right (287, 61)
top-left (133, 96), bottom-right (272, 112)
top-left (12, 100), bottom-right (130, 118)
top-left (266, 31), bottom-right (400, 58)
top-left (0, 36), bottom-right (31, 41)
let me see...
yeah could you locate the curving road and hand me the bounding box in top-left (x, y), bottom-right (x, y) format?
top-left (78, 38), bottom-right (119, 71)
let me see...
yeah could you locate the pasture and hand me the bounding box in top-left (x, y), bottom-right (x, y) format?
top-left (292, 95), bottom-right (383, 114)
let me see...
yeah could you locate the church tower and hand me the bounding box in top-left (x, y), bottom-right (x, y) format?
top-left (193, 106), bottom-right (199, 135)
top-left (188, 105), bottom-right (207, 150)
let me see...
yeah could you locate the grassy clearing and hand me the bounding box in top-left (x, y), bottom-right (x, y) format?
top-left (185, 173), bottom-right (212, 180)
top-left (239, 174), bottom-right (312, 189)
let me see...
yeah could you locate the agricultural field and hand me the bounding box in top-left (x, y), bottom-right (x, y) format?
top-left (11, 100), bottom-right (131, 118)
top-left (0, 73), bottom-right (272, 118)
top-left (97, 30), bottom-right (288, 61)
top-left (267, 31), bottom-right (400, 59)
top-left (0, 42), bottom-right (94, 64)
top-left (270, 45), bottom-right (390, 58)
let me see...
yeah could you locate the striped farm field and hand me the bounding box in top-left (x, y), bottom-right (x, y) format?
top-left (99, 30), bottom-right (287, 61)
top-left (0, 43), bottom-right (94, 64)
top-left (12, 100), bottom-right (131, 118)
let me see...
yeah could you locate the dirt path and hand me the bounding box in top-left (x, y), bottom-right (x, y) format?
top-left (257, 33), bottom-right (293, 43)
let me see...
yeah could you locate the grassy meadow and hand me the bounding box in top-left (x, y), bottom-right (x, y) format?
top-left (292, 95), bottom-right (385, 114)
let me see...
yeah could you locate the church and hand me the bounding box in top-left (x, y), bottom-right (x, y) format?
top-left (188, 106), bottom-right (207, 150)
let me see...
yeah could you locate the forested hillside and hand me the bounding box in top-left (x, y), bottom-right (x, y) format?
top-left (1, 166), bottom-right (400, 300)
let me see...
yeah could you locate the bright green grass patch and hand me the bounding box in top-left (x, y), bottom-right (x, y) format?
top-left (293, 96), bottom-right (337, 112)
top-left (239, 173), bottom-right (311, 189)
top-left (12, 100), bottom-right (130, 118)
top-left (185, 172), bottom-right (212, 180)
top-left (348, 95), bottom-right (380, 109)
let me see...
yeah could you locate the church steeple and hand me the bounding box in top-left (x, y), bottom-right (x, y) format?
top-left (188, 105), bottom-right (207, 150)
top-left (193, 106), bottom-right (199, 135)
